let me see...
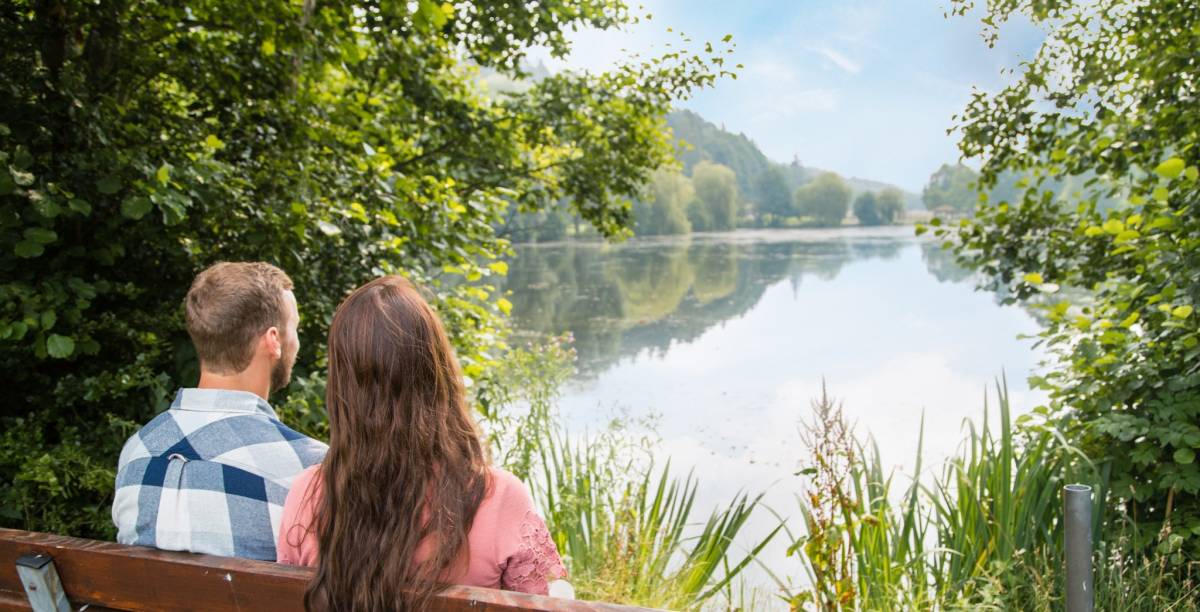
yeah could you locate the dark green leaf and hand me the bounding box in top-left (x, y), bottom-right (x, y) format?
top-left (46, 334), bottom-right (75, 359)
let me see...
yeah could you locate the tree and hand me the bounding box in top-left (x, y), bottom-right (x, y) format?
top-left (754, 167), bottom-right (793, 223)
top-left (932, 0), bottom-right (1200, 557)
top-left (635, 170), bottom-right (693, 236)
top-left (795, 172), bottom-right (851, 227)
top-left (0, 0), bottom-right (729, 537)
top-left (921, 163), bottom-right (980, 216)
top-left (853, 191), bottom-right (881, 226)
top-left (668, 110), bottom-right (772, 202)
top-left (877, 188), bottom-right (905, 225)
top-left (691, 161), bottom-right (738, 231)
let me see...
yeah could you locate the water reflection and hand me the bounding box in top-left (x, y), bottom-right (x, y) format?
top-left (502, 229), bottom-right (918, 378)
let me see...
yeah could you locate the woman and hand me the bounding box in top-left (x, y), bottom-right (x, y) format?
top-left (277, 276), bottom-right (565, 610)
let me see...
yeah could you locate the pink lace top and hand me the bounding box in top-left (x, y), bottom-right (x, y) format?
top-left (276, 465), bottom-right (566, 594)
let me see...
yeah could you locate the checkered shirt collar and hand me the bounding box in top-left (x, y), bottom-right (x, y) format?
top-left (171, 388), bottom-right (279, 420)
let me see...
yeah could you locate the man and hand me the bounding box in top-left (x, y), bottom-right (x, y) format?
top-left (113, 262), bottom-right (327, 560)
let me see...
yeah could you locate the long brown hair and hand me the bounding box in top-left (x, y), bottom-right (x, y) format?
top-left (305, 276), bottom-right (490, 611)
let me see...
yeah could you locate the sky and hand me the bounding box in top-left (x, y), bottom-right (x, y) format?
top-left (528, 0), bottom-right (1047, 192)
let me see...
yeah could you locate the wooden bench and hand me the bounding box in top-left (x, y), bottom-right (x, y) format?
top-left (0, 529), bottom-right (655, 611)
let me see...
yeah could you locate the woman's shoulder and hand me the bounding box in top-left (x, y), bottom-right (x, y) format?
top-left (480, 467), bottom-right (537, 516)
top-left (291, 463), bottom-right (323, 490)
top-left (485, 466), bottom-right (530, 499)
top-left (283, 464), bottom-right (323, 511)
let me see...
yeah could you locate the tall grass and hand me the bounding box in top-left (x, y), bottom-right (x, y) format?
top-left (532, 427), bottom-right (778, 610)
top-left (781, 385), bottom-right (933, 610)
top-left (484, 336), bottom-right (777, 609)
top-left (784, 381), bottom-right (1200, 611)
top-left (926, 382), bottom-right (1071, 597)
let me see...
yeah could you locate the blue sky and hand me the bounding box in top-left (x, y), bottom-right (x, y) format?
top-left (530, 0), bottom-right (1046, 192)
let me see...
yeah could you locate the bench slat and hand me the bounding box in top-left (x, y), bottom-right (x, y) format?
top-left (0, 529), bottom-right (657, 612)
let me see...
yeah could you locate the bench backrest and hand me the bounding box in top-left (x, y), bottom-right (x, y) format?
top-left (0, 529), bottom-right (655, 612)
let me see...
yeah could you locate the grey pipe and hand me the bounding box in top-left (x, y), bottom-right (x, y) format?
top-left (1064, 484), bottom-right (1094, 612)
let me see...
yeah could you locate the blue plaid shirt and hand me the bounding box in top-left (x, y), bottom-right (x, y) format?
top-left (112, 388), bottom-right (327, 560)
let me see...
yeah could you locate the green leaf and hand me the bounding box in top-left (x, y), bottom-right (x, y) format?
top-left (120, 196), bottom-right (152, 220)
top-left (1114, 229), bottom-right (1140, 243)
top-left (46, 334), bottom-right (74, 359)
top-left (1154, 157), bottom-right (1185, 180)
top-left (495, 298), bottom-right (512, 315)
top-left (11, 168), bottom-right (35, 186)
top-left (40, 310), bottom-right (56, 330)
top-left (68, 198), bottom-right (91, 215)
top-left (11, 146), bottom-right (32, 169)
top-left (1023, 272), bottom-right (1044, 285)
top-left (488, 261), bottom-right (508, 275)
top-left (1152, 187), bottom-right (1169, 203)
top-left (1084, 225), bottom-right (1105, 237)
top-left (96, 175), bottom-right (121, 194)
top-left (1172, 305), bottom-right (1193, 319)
top-left (1102, 219), bottom-right (1124, 234)
top-left (0, 171), bottom-right (14, 195)
top-left (204, 134), bottom-right (226, 151)
top-left (1174, 448), bottom-right (1196, 465)
top-left (1148, 217), bottom-right (1176, 231)
top-left (24, 227), bottom-right (57, 244)
top-left (155, 163), bottom-right (171, 185)
top-left (32, 194), bottom-right (60, 218)
top-left (316, 220), bottom-right (342, 236)
top-left (261, 38), bottom-right (276, 56)
top-left (13, 241), bottom-right (44, 258)
top-left (1186, 167), bottom-right (1199, 182)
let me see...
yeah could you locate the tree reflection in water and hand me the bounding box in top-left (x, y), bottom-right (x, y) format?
top-left (499, 229), bottom-right (943, 379)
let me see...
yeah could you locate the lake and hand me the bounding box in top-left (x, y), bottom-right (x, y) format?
top-left (499, 225), bottom-right (1047, 597)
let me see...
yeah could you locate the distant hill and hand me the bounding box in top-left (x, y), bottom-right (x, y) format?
top-left (666, 110), bottom-right (924, 210)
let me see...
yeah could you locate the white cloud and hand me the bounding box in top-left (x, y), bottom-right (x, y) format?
top-left (741, 56), bottom-right (838, 119)
top-left (755, 88), bottom-right (839, 118)
top-left (815, 46), bottom-right (862, 74)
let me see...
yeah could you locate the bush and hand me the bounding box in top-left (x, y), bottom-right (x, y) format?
top-left (929, 0), bottom-right (1200, 558)
top-left (0, 0), bottom-right (728, 538)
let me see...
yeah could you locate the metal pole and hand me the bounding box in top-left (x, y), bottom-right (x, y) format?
top-left (1064, 484), bottom-right (1094, 612)
top-left (15, 553), bottom-right (72, 612)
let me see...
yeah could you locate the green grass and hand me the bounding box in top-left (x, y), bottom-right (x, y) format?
top-left (531, 428), bottom-right (779, 610)
top-left (782, 380), bottom-right (1200, 611)
top-left (485, 336), bottom-right (778, 609)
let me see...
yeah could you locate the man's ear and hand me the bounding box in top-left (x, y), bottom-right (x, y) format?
top-left (264, 326), bottom-right (282, 359)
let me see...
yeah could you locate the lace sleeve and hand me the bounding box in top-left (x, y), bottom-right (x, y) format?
top-left (500, 510), bottom-right (567, 595)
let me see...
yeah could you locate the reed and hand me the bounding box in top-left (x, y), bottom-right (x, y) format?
top-left (785, 380), bottom-right (1200, 610)
top-left (531, 427), bottom-right (779, 610)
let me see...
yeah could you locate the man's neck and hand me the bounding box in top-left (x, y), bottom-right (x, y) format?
top-left (197, 370), bottom-right (270, 401)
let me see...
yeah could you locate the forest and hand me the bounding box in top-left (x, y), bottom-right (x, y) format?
top-left (502, 110), bottom-right (915, 241)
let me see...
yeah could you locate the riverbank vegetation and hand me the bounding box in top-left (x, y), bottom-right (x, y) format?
top-left (502, 110), bottom-right (917, 240)
top-left (782, 383), bottom-right (1199, 611)
top-left (924, 0), bottom-right (1200, 565)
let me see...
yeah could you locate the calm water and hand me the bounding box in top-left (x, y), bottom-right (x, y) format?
top-left (500, 226), bottom-right (1046, 596)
